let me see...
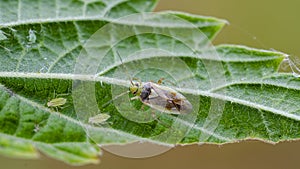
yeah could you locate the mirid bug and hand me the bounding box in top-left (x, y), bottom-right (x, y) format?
top-left (131, 81), bottom-right (193, 114)
top-left (116, 51), bottom-right (193, 115)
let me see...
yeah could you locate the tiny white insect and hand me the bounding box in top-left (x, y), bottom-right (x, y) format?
top-left (27, 29), bottom-right (37, 44)
top-left (33, 124), bottom-right (40, 132)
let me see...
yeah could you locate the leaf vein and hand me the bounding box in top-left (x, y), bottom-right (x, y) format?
top-left (46, 44), bottom-right (81, 73)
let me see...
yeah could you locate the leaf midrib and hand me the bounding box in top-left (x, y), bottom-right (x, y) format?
top-left (0, 13), bottom-right (223, 28)
top-left (1, 72), bottom-right (299, 122)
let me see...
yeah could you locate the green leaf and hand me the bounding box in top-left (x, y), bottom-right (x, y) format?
top-left (0, 0), bottom-right (299, 166)
top-left (0, 133), bottom-right (38, 159)
top-left (0, 0), bottom-right (158, 25)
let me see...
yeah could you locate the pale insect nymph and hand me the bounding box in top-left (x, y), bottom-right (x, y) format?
top-left (47, 97), bottom-right (67, 108)
top-left (47, 91), bottom-right (68, 111)
top-left (88, 113), bottom-right (111, 125)
top-left (116, 51), bottom-right (193, 114)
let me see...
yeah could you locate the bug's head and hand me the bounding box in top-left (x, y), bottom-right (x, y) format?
top-left (129, 82), bottom-right (142, 96)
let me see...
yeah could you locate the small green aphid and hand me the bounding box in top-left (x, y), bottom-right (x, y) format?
top-left (47, 98), bottom-right (67, 110)
top-left (88, 113), bottom-right (111, 125)
top-left (116, 51), bottom-right (193, 115)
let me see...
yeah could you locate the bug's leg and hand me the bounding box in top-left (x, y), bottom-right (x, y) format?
top-left (132, 77), bottom-right (142, 85)
top-left (141, 104), bottom-right (145, 111)
top-left (60, 105), bottom-right (70, 110)
top-left (100, 122), bottom-right (111, 128)
top-left (157, 78), bottom-right (165, 85)
top-left (151, 111), bottom-right (156, 119)
top-left (150, 101), bottom-right (175, 128)
top-left (157, 78), bottom-right (175, 85)
top-left (56, 93), bottom-right (70, 97)
top-left (151, 111), bottom-right (172, 128)
top-left (130, 96), bottom-right (140, 100)
top-left (94, 122), bottom-right (110, 128)
top-left (102, 91), bottom-right (130, 108)
top-left (158, 78), bottom-right (178, 87)
top-left (148, 94), bottom-right (159, 99)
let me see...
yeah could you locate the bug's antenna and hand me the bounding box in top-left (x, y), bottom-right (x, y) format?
top-left (115, 50), bottom-right (134, 85)
top-left (101, 51), bottom-right (135, 109)
top-left (101, 90), bottom-right (130, 108)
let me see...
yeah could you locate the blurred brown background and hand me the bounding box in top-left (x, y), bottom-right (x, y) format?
top-left (1, 0), bottom-right (300, 169)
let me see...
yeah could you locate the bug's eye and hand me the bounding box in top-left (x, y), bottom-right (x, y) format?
top-left (129, 86), bottom-right (139, 95)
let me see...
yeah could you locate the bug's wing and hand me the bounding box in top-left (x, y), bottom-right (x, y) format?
top-left (174, 98), bottom-right (193, 114)
top-left (148, 83), bottom-right (193, 114)
top-left (145, 93), bottom-right (193, 114)
top-left (150, 83), bottom-right (175, 99)
top-left (145, 96), bottom-right (181, 114)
